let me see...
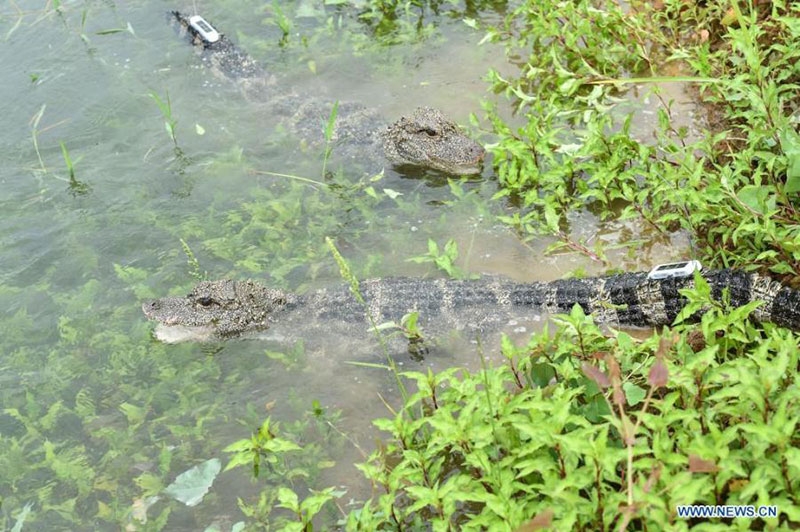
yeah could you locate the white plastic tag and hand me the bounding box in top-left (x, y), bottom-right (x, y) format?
top-left (647, 260), bottom-right (703, 280)
top-left (188, 15), bottom-right (221, 44)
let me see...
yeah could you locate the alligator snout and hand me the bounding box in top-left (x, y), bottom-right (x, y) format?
top-left (142, 299), bottom-right (161, 318)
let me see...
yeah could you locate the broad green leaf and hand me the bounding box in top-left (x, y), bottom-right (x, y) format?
top-left (623, 382), bottom-right (647, 406)
top-left (277, 487), bottom-right (300, 512)
top-left (164, 459), bottom-right (221, 507)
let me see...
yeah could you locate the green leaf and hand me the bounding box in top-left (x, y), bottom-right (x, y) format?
top-left (277, 487), bottom-right (300, 512)
top-left (301, 488), bottom-right (338, 517)
top-left (779, 127), bottom-right (800, 193)
top-left (324, 101), bottom-right (339, 143)
top-left (623, 382), bottom-right (647, 406)
top-left (737, 184), bottom-right (775, 214)
top-left (119, 402), bottom-right (146, 427)
top-left (264, 437), bottom-right (302, 453)
top-left (164, 459), bottom-right (221, 507)
top-left (544, 202), bottom-right (560, 232)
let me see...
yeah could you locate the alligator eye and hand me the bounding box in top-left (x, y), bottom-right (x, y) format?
top-left (197, 296), bottom-right (214, 306)
top-left (420, 128), bottom-right (437, 137)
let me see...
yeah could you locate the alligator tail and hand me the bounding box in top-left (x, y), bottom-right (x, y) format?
top-left (510, 270), bottom-right (800, 331)
top-left (169, 11), bottom-right (265, 80)
top-left (737, 271), bottom-right (800, 331)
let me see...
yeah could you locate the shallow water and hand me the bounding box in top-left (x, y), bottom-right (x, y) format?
top-left (0, 1), bottom-right (695, 529)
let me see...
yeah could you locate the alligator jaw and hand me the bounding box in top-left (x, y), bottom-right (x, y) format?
top-left (428, 152), bottom-right (485, 175)
top-left (152, 323), bottom-right (217, 343)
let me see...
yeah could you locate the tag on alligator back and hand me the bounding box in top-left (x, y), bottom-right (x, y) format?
top-left (188, 15), bottom-right (220, 44)
top-left (647, 260), bottom-right (702, 280)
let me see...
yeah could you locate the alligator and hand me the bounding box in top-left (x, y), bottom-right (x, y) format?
top-left (142, 270), bottom-right (800, 343)
top-left (169, 11), bottom-right (485, 175)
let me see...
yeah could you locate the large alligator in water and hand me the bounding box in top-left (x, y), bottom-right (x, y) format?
top-left (142, 270), bottom-right (800, 342)
top-left (169, 11), bottom-right (485, 175)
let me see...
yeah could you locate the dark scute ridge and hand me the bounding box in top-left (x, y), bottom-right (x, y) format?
top-left (707, 269), bottom-right (753, 307)
top-left (510, 283), bottom-right (549, 308)
top-left (603, 273), bottom-right (650, 327)
top-left (770, 286), bottom-right (800, 330)
top-left (553, 277), bottom-right (598, 315)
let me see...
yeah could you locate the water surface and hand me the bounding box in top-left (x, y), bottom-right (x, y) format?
top-left (0, 1), bottom-right (693, 529)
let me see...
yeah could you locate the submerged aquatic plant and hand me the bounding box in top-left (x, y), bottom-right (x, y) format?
top-left (149, 90), bottom-right (178, 146)
top-left (59, 141), bottom-right (90, 195)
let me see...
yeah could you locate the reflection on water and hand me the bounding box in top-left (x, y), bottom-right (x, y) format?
top-left (0, 0), bottom-right (694, 529)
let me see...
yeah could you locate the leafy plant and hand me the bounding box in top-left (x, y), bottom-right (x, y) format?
top-left (481, 0), bottom-right (800, 280)
top-left (321, 100), bottom-right (339, 179)
top-left (149, 90), bottom-right (178, 146)
top-left (59, 141), bottom-right (90, 195)
top-left (226, 281), bottom-right (800, 530)
top-left (407, 238), bottom-right (474, 279)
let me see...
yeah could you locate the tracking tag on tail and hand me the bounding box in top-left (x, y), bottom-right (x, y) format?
top-left (647, 260), bottom-right (703, 280)
top-left (187, 15), bottom-right (220, 44)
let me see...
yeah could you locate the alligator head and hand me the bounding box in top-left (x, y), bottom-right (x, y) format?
top-left (382, 107), bottom-right (485, 175)
top-left (142, 279), bottom-right (290, 342)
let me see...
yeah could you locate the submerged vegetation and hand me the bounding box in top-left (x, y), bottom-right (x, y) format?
top-left (1, 0), bottom-right (800, 531)
top-left (215, 0), bottom-right (800, 530)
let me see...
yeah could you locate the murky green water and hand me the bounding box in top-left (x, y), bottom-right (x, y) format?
top-left (0, 1), bottom-right (694, 529)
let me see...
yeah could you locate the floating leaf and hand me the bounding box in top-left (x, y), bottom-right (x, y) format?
top-left (195, 123), bottom-right (205, 136)
top-left (164, 459), bottom-right (221, 507)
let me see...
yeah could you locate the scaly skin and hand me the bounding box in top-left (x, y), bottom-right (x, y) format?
top-left (142, 270), bottom-right (800, 342)
top-left (170, 11), bottom-right (485, 175)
